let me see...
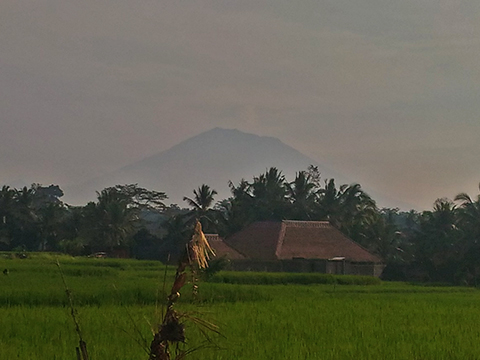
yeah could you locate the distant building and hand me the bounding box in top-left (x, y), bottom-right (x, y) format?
top-left (204, 234), bottom-right (246, 260)
top-left (209, 220), bottom-right (384, 277)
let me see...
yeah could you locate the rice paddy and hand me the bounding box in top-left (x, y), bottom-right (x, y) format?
top-left (1, 254), bottom-right (480, 359)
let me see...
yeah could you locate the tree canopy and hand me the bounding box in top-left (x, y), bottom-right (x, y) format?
top-left (2, 175), bottom-right (480, 285)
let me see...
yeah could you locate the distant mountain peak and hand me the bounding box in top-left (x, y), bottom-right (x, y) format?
top-left (63, 128), bottom-right (338, 206)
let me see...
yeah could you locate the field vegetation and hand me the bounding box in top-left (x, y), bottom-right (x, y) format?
top-left (2, 170), bottom-right (480, 286)
top-left (1, 254), bottom-right (480, 359)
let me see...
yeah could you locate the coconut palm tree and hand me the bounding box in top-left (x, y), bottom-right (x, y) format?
top-left (412, 198), bottom-right (462, 282)
top-left (453, 184), bottom-right (480, 283)
top-left (455, 183), bottom-right (480, 241)
top-left (183, 184), bottom-right (217, 214)
top-left (183, 184), bottom-right (218, 232)
top-left (337, 183), bottom-right (377, 239)
top-left (316, 180), bottom-right (377, 244)
top-left (88, 187), bottom-right (139, 252)
top-left (286, 171), bottom-right (319, 220)
top-left (317, 179), bottom-right (341, 222)
top-left (360, 211), bottom-right (403, 262)
top-left (250, 167), bottom-right (289, 221)
top-left (37, 201), bottom-right (66, 251)
top-left (217, 180), bottom-right (255, 237)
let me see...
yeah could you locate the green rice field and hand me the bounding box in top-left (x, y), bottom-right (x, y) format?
top-left (1, 253), bottom-right (480, 359)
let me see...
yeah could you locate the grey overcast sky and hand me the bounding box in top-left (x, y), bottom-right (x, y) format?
top-left (1, 1), bottom-right (479, 210)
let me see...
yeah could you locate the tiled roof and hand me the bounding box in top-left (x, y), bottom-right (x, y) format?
top-left (225, 220), bottom-right (382, 263)
top-left (205, 234), bottom-right (246, 260)
top-left (224, 222), bottom-right (284, 260)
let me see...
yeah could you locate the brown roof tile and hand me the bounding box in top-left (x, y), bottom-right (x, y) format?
top-left (224, 222), bottom-right (283, 260)
top-left (205, 234), bottom-right (246, 260)
top-left (225, 220), bottom-right (382, 263)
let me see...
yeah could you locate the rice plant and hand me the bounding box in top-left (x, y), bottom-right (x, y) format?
top-left (2, 251), bottom-right (480, 359)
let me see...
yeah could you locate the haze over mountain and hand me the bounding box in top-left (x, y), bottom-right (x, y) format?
top-left (3, 2), bottom-right (479, 211)
top-left (63, 128), bottom-right (412, 209)
top-left (62, 128), bottom-right (336, 206)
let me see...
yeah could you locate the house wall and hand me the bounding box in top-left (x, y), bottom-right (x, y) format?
top-left (228, 259), bottom-right (383, 277)
top-left (344, 262), bottom-right (385, 277)
top-left (326, 260), bottom-right (345, 275)
top-left (229, 260), bottom-right (283, 272)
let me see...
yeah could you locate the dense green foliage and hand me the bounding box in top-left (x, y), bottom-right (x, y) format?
top-left (2, 167), bottom-right (480, 284)
top-left (1, 256), bottom-right (480, 359)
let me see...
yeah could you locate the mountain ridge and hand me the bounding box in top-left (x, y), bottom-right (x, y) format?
top-left (63, 128), bottom-right (338, 206)
top-left (62, 128), bottom-right (413, 210)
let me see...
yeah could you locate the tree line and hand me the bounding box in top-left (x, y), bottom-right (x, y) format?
top-left (1, 166), bottom-right (480, 285)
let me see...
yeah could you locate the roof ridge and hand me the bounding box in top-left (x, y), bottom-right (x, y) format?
top-left (282, 220), bottom-right (328, 222)
top-left (282, 220), bottom-right (331, 228)
top-left (326, 226), bottom-right (383, 263)
top-left (215, 235), bottom-right (249, 259)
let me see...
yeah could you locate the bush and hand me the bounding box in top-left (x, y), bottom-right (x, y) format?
top-left (208, 271), bottom-right (381, 286)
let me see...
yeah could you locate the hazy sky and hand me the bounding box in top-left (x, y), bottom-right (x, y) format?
top-left (1, 1), bottom-right (479, 210)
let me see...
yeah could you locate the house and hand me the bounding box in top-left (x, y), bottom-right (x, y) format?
top-left (211, 220), bottom-right (384, 277)
top-left (204, 234), bottom-right (246, 260)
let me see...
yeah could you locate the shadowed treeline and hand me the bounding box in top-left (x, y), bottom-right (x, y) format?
top-left (1, 167), bottom-right (480, 285)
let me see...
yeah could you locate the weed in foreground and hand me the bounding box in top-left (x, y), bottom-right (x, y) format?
top-left (56, 259), bottom-right (90, 360)
top-left (148, 221), bottom-right (220, 360)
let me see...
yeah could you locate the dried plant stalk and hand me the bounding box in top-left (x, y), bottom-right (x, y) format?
top-left (148, 221), bottom-right (215, 360)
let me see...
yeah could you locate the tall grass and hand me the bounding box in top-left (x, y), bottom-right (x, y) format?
top-left (1, 255), bottom-right (480, 359)
top-left (209, 271), bottom-right (381, 285)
